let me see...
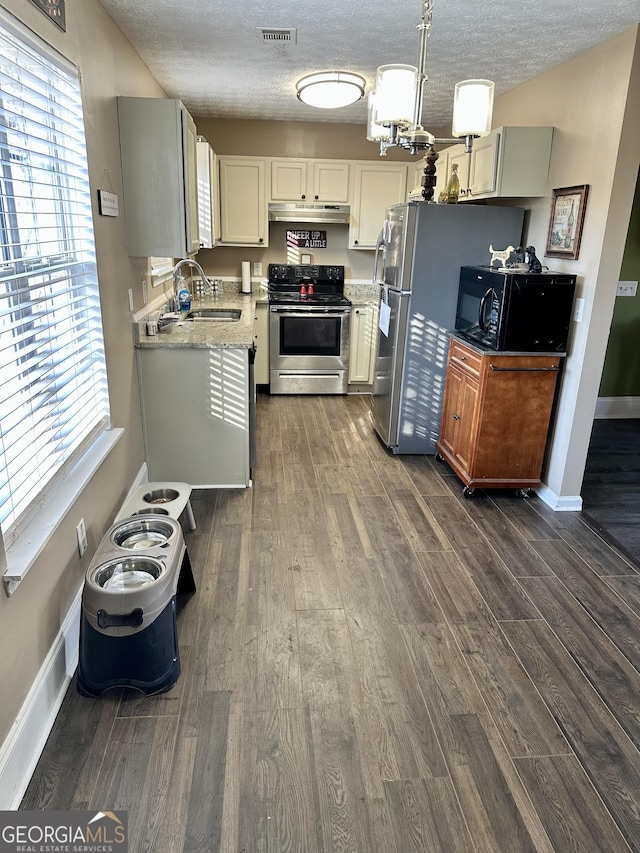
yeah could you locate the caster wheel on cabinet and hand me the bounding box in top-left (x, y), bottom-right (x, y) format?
top-left (516, 488), bottom-right (532, 499)
top-left (462, 486), bottom-right (476, 499)
top-left (435, 452), bottom-right (444, 462)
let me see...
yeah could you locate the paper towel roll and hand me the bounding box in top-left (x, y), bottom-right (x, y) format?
top-left (241, 260), bottom-right (251, 294)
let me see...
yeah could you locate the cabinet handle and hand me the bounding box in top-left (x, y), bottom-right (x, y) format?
top-left (314, 195), bottom-right (319, 200)
top-left (453, 414), bottom-right (460, 420)
top-left (489, 364), bottom-right (559, 373)
top-left (259, 238), bottom-right (264, 243)
top-left (354, 240), bottom-right (358, 245)
top-left (461, 356), bottom-right (467, 361)
top-left (302, 194), bottom-right (306, 199)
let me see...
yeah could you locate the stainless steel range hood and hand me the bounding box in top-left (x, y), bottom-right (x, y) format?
top-left (268, 203), bottom-right (350, 224)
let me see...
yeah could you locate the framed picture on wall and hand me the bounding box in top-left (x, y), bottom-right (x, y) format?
top-left (545, 185), bottom-right (589, 260)
top-left (29, 0), bottom-right (66, 31)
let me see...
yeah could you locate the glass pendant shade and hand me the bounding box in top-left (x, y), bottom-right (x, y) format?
top-left (374, 64), bottom-right (417, 128)
top-left (296, 71), bottom-right (366, 109)
top-left (367, 91), bottom-right (390, 142)
top-left (452, 79), bottom-right (495, 137)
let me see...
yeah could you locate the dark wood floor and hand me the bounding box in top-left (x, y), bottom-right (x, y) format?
top-left (582, 418), bottom-right (640, 566)
top-left (23, 394), bottom-right (640, 852)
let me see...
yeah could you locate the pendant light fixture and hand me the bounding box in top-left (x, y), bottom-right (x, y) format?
top-left (368, 0), bottom-right (495, 156)
top-left (296, 71), bottom-right (366, 109)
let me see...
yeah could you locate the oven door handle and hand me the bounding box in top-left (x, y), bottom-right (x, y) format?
top-left (270, 307), bottom-right (351, 316)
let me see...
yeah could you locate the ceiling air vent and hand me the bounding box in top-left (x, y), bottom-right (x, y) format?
top-left (256, 27), bottom-right (297, 44)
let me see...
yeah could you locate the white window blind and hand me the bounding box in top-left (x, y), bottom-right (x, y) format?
top-left (0, 12), bottom-right (109, 540)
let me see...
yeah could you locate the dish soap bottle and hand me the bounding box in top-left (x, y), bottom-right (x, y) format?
top-left (445, 163), bottom-right (460, 204)
top-left (177, 276), bottom-right (191, 311)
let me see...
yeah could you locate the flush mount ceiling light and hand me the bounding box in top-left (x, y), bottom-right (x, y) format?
top-left (367, 0), bottom-right (495, 158)
top-left (296, 71), bottom-right (366, 109)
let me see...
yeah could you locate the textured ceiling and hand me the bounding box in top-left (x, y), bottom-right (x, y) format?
top-left (98, 0), bottom-right (639, 128)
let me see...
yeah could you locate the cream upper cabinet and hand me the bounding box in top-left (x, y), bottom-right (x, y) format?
top-left (196, 137), bottom-right (220, 249)
top-left (218, 156), bottom-right (268, 246)
top-left (350, 163), bottom-right (408, 249)
top-left (118, 97), bottom-right (199, 257)
top-left (451, 126), bottom-right (554, 201)
top-left (270, 158), bottom-right (350, 202)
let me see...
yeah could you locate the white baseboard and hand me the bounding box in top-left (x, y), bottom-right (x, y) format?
top-left (536, 483), bottom-right (583, 512)
top-left (0, 586), bottom-right (83, 809)
top-left (595, 396), bottom-right (640, 419)
top-left (0, 463), bottom-right (151, 810)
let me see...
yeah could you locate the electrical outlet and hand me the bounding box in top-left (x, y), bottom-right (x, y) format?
top-left (142, 278), bottom-right (148, 304)
top-left (76, 518), bottom-right (88, 557)
top-left (128, 288), bottom-right (134, 312)
top-left (573, 297), bottom-right (585, 323)
top-left (617, 280), bottom-right (638, 297)
top-left (253, 262), bottom-right (262, 277)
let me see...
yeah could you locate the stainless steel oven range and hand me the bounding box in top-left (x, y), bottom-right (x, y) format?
top-left (268, 264), bottom-right (351, 394)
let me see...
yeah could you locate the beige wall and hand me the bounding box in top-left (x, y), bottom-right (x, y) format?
top-left (0, 0), bottom-right (165, 744)
top-left (489, 25), bottom-right (640, 500)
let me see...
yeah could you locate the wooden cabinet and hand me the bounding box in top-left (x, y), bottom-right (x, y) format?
top-left (350, 162), bottom-right (408, 249)
top-left (218, 156), bottom-right (268, 246)
top-left (443, 126), bottom-right (554, 201)
top-left (196, 137), bottom-right (220, 249)
top-left (348, 302), bottom-right (379, 385)
top-left (270, 159), bottom-right (350, 202)
top-left (118, 97), bottom-right (199, 257)
top-left (254, 302), bottom-right (270, 385)
top-left (436, 337), bottom-right (562, 495)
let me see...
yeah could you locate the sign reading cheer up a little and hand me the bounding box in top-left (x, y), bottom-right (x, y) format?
top-left (287, 230), bottom-right (327, 249)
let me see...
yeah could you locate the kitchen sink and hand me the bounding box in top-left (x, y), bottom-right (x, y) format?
top-left (185, 308), bottom-right (242, 321)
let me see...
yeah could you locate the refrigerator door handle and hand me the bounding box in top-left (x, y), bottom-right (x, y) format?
top-left (373, 229), bottom-right (385, 286)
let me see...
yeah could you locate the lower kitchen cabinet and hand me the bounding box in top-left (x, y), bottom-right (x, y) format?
top-left (254, 302), bottom-right (270, 385)
top-left (348, 303), bottom-right (378, 385)
top-left (136, 346), bottom-right (251, 487)
top-left (436, 337), bottom-right (562, 495)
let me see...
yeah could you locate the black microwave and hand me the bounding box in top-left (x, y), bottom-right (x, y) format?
top-left (455, 266), bottom-right (576, 352)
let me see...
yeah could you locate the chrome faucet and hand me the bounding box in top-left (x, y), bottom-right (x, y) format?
top-left (172, 258), bottom-right (210, 311)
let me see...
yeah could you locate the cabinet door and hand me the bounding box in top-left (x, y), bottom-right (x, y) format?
top-left (196, 138), bottom-right (217, 249)
top-left (350, 163), bottom-right (408, 249)
top-left (182, 109), bottom-right (200, 254)
top-left (219, 157), bottom-right (268, 246)
top-left (469, 130), bottom-right (499, 197)
top-left (348, 304), bottom-right (378, 384)
top-left (254, 303), bottom-right (270, 385)
top-left (439, 364), bottom-right (479, 473)
top-left (312, 161), bottom-right (350, 202)
top-left (271, 160), bottom-right (308, 200)
top-left (118, 97), bottom-right (198, 257)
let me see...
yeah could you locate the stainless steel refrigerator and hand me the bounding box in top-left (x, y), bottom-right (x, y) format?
top-left (371, 201), bottom-right (524, 454)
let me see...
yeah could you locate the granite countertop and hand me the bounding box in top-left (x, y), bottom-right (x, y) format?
top-left (135, 290), bottom-right (268, 349)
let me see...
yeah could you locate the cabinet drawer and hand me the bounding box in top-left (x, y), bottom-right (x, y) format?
top-left (449, 340), bottom-right (482, 377)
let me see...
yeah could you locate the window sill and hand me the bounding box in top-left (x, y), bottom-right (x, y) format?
top-left (2, 428), bottom-right (124, 597)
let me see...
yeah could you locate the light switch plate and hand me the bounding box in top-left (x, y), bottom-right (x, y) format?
top-left (253, 262), bottom-right (262, 277)
top-left (617, 280), bottom-right (638, 296)
top-left (573, 297), bottom-right (585, 323)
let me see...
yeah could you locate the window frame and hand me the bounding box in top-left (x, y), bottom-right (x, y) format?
top-left (0, 8), bottom-right (120, 596)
